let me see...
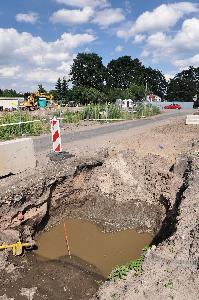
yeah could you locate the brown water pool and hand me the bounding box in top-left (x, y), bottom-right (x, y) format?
top-left (36, 219), bottom-right (152, 277)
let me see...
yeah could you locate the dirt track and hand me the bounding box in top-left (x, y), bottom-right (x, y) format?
top-left (0, 115), bottom-right (199, 299)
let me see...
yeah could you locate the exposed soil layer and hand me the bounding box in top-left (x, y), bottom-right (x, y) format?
top-left (94, 156), bottom-right (199, 300)
top-left (0, 118), bottom-right (199, 299)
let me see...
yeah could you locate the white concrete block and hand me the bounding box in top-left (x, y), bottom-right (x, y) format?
top-left (0, 138), bottom-right (36, 177)
top-left (186, 115), bottom-right (199, 125)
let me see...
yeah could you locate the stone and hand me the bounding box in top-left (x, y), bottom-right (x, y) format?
top-left (186, 115), bottom-right (199, 125)
top-left (0, 138), bottom-right (36, 177)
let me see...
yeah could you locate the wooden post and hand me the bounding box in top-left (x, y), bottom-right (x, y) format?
top-left (64, 222), bottom-right (71, 259)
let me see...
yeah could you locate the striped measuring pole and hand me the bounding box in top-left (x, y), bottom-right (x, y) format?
top-left (51, 117), bottom-right (62, 153)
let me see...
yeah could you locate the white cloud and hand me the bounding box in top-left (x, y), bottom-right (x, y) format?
top-left (131, 2), bottom-right (198, 34)
top-left (0, 66), bottom-right (20, 77)
top-left (55, 0), bottom-right (108, 8)
top-left (92, 8), bottom-right (125, 28)
top-left (164, 73), bottom-right (175, 81)
top-left (117, 2), bottom-right (198, 39)
top-left (140, 17), bottom-right (199, 70)
top-left (16, 12), bottom-right (39, 24)
top-left (174, 54), bottom-right (199, 69)
top-left (115, 45), bottom-right (123, 52)
top-left (0, 28), bottom-right (96, 90)
top-left (133, 34), bottom-right (146, 43)
top-left (50, 7), bottom-right (94, 25)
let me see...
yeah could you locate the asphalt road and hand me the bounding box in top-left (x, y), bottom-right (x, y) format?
top-left (33, 110), bottom-right (190, 153)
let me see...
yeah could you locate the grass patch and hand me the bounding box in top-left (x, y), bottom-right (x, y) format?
top-left (0, 112), bottom-right (49, 140)
top-left (108, 246), bottom-right (150, 281)
top-left (62, 104), bottom-right (160, 123)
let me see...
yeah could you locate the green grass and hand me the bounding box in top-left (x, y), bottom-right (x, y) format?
top-left (0, 104), bottom-right (160, 140)
top-left (108, 246), bottom-right (151, 281)
top-left (62, 104), bottom-right (160, 123)
top-left (0, 112), bottom-right (49, 140)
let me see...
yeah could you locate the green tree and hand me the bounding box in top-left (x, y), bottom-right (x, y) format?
top-left (106, 56), bottom-right (145, 89)
top-left (62, 77), bottom-right (69, 103)
top-left (167, 66), bottom-right (199, 102)
top-left (144, 67), bottom-right (167, 98)
top-left (55, 78), bottom-right (62, 98)
top-left (126, 83), bottom-right (145, 101)
top-left (49, 90), bottom-right (59, 102)
top-left (70, 53), bottom-right (106, 90)
top-left (38, 84), bottom-right (46, 94)
top-left (69, 86), bottom-right (106, 105)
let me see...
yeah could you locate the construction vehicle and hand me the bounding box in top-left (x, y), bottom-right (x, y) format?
top-left (19, 92), bottom-right (54, 110)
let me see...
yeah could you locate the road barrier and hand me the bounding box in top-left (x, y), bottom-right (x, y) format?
top-left (50, 117), bottom-right (62, 153)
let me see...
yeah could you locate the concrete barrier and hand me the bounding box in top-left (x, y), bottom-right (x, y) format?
top-left (186, 115), bottom-right (199, 125)
top-left (0, 138), bottom-right (36, 177)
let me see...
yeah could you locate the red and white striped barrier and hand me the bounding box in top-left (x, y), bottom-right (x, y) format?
top-left (50, 117), bottom-right (62, 153)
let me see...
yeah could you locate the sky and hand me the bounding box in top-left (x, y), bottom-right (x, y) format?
top-left (0, 0), bottom-right (199, 92)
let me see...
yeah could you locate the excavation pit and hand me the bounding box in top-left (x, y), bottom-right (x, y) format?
top-left (36, 218), bottom-right (152, 277)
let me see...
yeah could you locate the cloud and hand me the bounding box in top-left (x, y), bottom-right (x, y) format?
top-left (16, 12), bottom-right (39, 24)
top-left (55, 0), bottom-right (108, 8)
top-left (174, 54), bottom-right (199, 69)
top-left (50, 7), bottom-right (94, 25)
top-left (131, 2), bottom-right (198, 34)
top-left (0, 28), bottom-right (96, 90)
top-left (117, 2), bottom-right (198, 39)
top-left (0, 66), bottom-right (20, 78)
top-left (140, 17), bottom-right (199, 69)
top-left (164, 73), bottom-right (175, 81)
top-left (92, 8), bottom-right (125, 28)
top-left (115, 45), bottom-right (123, 52)
top-left (133, 34), bottom-right (146, 43)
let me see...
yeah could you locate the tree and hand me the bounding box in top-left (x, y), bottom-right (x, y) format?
top-left (55, 78), bottom-right (62, 98)
top-left (167, 66), bottom-right (199, 102)
top-left (70, 53), bottom-right (106, 90)
top-left (69, 86), bottom-right (107, 105)
top-left (126, 83), bottom-right (145, 101)
top-left (38, 84), bottom-right (46, 94)
top-left (106, 56), bottom-right (145, 89)
top-left (144, 67), bottom-right (167, 98)
top-left (62, 77), bottom-right (69, 103)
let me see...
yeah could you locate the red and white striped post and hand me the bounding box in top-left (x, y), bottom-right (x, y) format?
top-left (51, 117), bottom-right (62, 153)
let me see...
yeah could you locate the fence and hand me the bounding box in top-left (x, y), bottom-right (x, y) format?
top-left (151, 101), bottom-right (194, 110)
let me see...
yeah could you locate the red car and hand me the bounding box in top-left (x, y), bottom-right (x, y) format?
top-left (164, 103), bottom-right (182, 109)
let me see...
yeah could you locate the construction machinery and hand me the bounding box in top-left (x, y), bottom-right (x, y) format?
top-left (19, 92), bottom-right (54, 110)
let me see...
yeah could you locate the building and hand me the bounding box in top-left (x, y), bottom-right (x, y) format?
top-left (116, 99), bottom-right (134, 110)
top-left (0, 97), bottom-right (24, 111)
top-left (146, 94), bottom-right (161, 102)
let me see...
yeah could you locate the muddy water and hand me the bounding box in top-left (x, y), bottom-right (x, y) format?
top-left (36, 219), bottom-right (152, 277)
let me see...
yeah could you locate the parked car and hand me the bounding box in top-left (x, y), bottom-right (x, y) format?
top-left (164, 103), bottom-right (182, 109)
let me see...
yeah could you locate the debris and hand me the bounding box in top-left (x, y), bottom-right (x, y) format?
top-left (20, 287), bottom-right (37, 300)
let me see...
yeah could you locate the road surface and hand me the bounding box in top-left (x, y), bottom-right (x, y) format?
top-left (33, 110), bottom-right (190, 154)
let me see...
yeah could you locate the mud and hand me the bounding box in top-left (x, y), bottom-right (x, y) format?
top-left (36, 219), bottom-right (152, 277)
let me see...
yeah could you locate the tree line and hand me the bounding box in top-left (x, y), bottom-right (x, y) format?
top-left (53, 53), bottom-right (199, 105)
top-left (1, 53), bottom-right (198, 105)
top-left (53, 53), bottom-right (168, 105)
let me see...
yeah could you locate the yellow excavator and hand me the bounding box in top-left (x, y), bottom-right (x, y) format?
top-left (19, 92), bottom-right (54, 110)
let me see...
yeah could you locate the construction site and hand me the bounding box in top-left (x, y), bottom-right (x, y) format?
top-left (0, 108), bottom-right (198, 300)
